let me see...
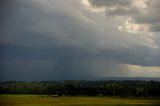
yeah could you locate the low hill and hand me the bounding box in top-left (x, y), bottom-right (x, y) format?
top-left (95, 77), bottom-right (160, 81)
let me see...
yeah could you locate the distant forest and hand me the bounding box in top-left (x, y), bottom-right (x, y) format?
top-left (0, 80), bottom-right (160, 97)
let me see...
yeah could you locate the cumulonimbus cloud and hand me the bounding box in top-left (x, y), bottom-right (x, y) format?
top-left (1, 0), bottom-right (160, 81)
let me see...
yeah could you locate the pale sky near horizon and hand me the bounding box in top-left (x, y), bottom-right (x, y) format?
top-left (0, 0), bottom-right (160, 81)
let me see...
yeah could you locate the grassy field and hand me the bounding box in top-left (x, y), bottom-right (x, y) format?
top-left (0, 95), bottom-right (160, 106)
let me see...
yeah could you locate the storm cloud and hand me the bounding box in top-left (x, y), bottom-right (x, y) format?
top-left (0, 0), bottom-right (160, 81)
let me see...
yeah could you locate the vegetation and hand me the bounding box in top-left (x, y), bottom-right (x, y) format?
top-left (0, 94), bottom-right (160, 106)
top-left (0, 80), bottom-right (160, 97)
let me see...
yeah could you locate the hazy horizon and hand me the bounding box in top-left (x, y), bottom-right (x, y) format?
top-left (1, 0), bottom-right (160, 81)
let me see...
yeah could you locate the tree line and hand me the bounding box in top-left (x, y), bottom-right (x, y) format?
top-left (0, 80), bottom-right (160, 97)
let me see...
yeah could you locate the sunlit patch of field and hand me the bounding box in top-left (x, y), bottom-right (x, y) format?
top-left (0, 94), bottom-right (160, 106)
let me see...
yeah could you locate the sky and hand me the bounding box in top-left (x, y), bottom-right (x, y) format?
top-left (0, 0), bottom-right (160, 81)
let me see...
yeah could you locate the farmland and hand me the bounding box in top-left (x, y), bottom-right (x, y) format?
top-left (0, 95), bottom-right (160, 106)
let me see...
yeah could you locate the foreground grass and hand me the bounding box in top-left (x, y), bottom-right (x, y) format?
top-left (0, 94), bottom-right (160, 106)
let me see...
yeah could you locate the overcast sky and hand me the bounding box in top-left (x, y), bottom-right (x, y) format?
top-left (0, 0), bottom-right (160, 81)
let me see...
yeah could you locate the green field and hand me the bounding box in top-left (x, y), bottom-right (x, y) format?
top-left (0, 95), bottom-right (160, 106)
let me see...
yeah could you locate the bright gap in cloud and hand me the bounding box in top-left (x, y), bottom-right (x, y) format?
top-left (126, 64), bottom-right (160, 77)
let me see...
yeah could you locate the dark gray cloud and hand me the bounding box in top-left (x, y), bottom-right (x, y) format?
top-left (1, 44), bottom-right (160, 66)
top-left (88, 0), bottom-right (131, 7)
top-left (0, 0), bottom-right (160, 81)
top-left (105, 7), bottom-right (139, 16)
